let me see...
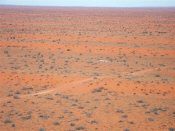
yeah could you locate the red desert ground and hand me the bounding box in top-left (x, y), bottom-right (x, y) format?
top-left (0, 6), bottom-right (175, 131)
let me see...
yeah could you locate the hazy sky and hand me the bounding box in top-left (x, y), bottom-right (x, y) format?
top-left (0, 0), bottom-right (175, 7)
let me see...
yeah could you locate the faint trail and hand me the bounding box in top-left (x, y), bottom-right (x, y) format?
top-left (131, 69), bottom-right (154, 76)
top-left (0, 66), bottom-right (173, 103)
top-left (130, 66), bottom-right (171, 76)
top-left (24, 89), bottom-right (55, 97)
top-left (23, 77), bottom-right (95, 97)
top-left (0, 76), bottom-right (105, 102)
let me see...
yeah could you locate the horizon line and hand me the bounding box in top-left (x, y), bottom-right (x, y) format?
top-left (0, 4), bottom-right (175, 8)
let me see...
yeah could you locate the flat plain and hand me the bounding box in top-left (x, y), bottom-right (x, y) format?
top-left (0, 6), bottom-right (175, 131)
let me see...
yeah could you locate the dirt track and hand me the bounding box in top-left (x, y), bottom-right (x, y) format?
top-left (0, 6), bottom-right (175, 131)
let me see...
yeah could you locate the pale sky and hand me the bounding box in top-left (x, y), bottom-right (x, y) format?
top-left (0, 0), bottom-right (175, 7)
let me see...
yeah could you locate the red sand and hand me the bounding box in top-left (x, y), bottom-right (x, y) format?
top-left (0, 6), bottom-right (175, 131)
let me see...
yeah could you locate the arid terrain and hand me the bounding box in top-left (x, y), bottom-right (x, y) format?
top-left (0, 6), bottom-right (175, 131)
